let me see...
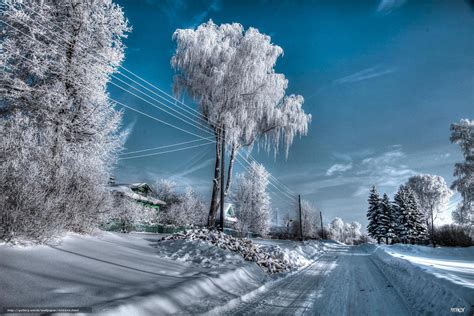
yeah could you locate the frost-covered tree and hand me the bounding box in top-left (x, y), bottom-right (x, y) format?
top-left (0, 0), bottom-right (130, 242)
top-left (379, 193), bottom-right (396, 244)
top-left (393, 186), bottom-right (411, 243)
top-left (106, 195), bottom-right (156, 233)
top-left (366, 186), bottom-right (383, 243)
top-left (171, 20), bottom-right (311, 227)
top-left (450, 119), bottom-right (473, 229)
top-left (327, 217), bottom-right (344, 242)
top-left (166, 188), bottom-right (207, 227)
top-left (155, 179), bottom-right (181, 211)
top-left (406, 174), bottom-right (453, 246)
top-left (155, 180), bottom-right (207, 227)
top-left (326, 218), bottom-right (364, 245)
top-left (233, 162), bottom-right (271, 237)
top-left (407, 186), bottom-right (429, 242)
top-left (393, 185), bottom-right (428, 243)
top-left (293, 199), bottom-right (320, 239)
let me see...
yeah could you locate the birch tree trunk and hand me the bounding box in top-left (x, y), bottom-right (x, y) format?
top-left (208, 130), bottom-right (222, 227)
top-left (224, 145), bottom-right (237, 197)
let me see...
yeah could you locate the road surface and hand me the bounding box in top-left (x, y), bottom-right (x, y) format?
top-left (226, 243), bottom-right (411, 316)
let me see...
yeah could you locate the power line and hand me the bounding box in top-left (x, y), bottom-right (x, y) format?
top-left (2, 8), bottom-right (298, 196)
top-left (118, 141), bottom-right (215, 160)
top-left (9, 44), bottom-right (296, 200)
top-left (235, 152), bottom-right (297, 200)
top-left (122, 137), bottom-right (215, 155)
top-left (109, 80), bottom-right (215, 137)
top-left (1, 11), bottom-right (298, 197)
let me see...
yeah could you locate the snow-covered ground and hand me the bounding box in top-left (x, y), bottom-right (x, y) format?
top-left (217, 242), bottom-right (474, 315)
top-left (1, 233), bottom-right (472, 315)
top-left (375, 244), bottom-right (474, 314)
top-left (0, 232), bottom-right (264, 315)
top-left (381, 244), bottom-right (474, 289)
top-left (0, 232), bottom-right (325, 315)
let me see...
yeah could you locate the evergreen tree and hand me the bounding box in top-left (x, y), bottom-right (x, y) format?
top-left (380, 194), bottom-right (396, 244)
top-left (394, 185), bottom-right (428, 244)
top-left (393, 185), bottom-right (411, 243)
top-left (367, 186), bottom-right (382, 243)
top-left (407, 187), bottom-right (429, 242)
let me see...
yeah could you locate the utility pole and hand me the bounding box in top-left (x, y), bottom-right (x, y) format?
top-left (220, 129), bottom-right (226, 232)
top-left (320, 211), bottom-right (324, 239)
top-left (298, 194), bottom-right (303, 241)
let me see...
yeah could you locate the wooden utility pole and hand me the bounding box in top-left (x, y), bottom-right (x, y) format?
top-left (320, 211), bottom-right (324, 239)
top-left (220, 129), bottom-right (226, 232)
top-left (298, 195), bottom-right (303, 241)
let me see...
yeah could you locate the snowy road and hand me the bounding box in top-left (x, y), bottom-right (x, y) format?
top-left (225, 243), bottom-right (411, 316)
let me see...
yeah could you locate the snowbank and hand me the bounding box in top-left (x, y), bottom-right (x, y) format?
top-left (0, 231), bottom-right (326, 315)
top-left (0, 232), bottom-right (267, 315)
top-left (254, 238), bottom-right (327, 268)
top-left (374, 244), bottom-right (474, 315)
top-left (160, 229), bottom-right (325, 273)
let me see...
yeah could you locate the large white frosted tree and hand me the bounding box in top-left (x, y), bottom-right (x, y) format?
top-left (171, 20), bottom-right (311, 227)
top-left (450, 119), bottom-right (473, 229)
top-left (233, 162), bottom-right (271, 237)
top-left (406, 174), bottom-right (453, 246)
top-left (0, 0), bottom-right (129, 242)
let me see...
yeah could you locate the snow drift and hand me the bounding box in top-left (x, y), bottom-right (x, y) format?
top-left (160, 229), bottom-right (325, 273)
top-left (374, 245), bottom-right (474, 315)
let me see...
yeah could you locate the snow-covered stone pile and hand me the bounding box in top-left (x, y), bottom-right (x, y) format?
top-left (161, 229), bottom-right (293, 273)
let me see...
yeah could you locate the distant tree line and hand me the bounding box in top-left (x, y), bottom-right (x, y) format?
top-left (367, 185), bottom-right (428, 245)
top-left (366, 118), bottom-right (473, 247)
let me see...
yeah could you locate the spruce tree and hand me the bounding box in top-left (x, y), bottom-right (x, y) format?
top-left (406, 187), bottom-right (429, 243)
top-left (380, 193), bottom-right (396, 244)
top-left (367, 186), bottom-right (382, 243)
top-left (394, 185), bottom-right (411, 243)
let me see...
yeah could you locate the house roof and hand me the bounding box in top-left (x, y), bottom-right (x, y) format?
top-left (109, 184), bottom-right (166, 206)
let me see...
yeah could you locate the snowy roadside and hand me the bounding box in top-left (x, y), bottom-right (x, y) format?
top-left (373, 244), bottom-right (474, 315)
top-left (0, 231), bottom-right (326, 316)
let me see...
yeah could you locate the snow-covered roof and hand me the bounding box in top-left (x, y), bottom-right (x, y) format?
top-left (109, 184), bottom-right (166, 206)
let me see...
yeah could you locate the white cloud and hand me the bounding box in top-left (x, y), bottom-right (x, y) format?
top-left (354, 147), bottom-right (416, 196)
top-left (326, 163), bottom-right (353, 176)
top-left (334, 65), bottom-right (397, 85)
top-left (361, 148), bottom-right (405, 166)
top-left (377, 0), bottom-right (407, 14)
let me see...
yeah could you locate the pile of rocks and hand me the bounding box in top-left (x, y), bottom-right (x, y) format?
top-left (161, 229), bottom-right (293, 274)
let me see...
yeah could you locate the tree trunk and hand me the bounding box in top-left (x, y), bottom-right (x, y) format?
top-left (207, 131), bottom-right (222, 228)
top-left (386, 237), bottom-right (389, 244)
top-left (377, 238), bottom-right (380, 244)
top-left (431, 206), bottom-right (436, 248)
top-left (224, 145), bottom-right (237, 197)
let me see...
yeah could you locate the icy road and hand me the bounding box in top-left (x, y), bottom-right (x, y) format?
top-left (224, 243), bottom-right (411, 316)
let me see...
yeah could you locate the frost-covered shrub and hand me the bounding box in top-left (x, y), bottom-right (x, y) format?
top-left (105, 195), bottom-right (157, 233)
top-left (165, 188), bottom-right (207, 227)
top-left (156, 180), bottom-right (207, 227)
top-left (326, 217), bottom-right (367, 245)
top-left (0, 113), bottom-right (117, 242)
top-left (233, 162), bottom-right (271, 237)
top-left (0, 0), bottom-right (129, 243)
top-left (290, 200), bottom-right (321, 240)
top-left (434, 224), bottom-right (472, 247)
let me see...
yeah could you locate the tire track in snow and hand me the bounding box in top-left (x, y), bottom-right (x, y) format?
top-left (224, 243), bottom-right (412, 316)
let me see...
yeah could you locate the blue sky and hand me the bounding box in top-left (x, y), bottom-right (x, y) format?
top-left (111, 0), bottom-right (474, 227)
